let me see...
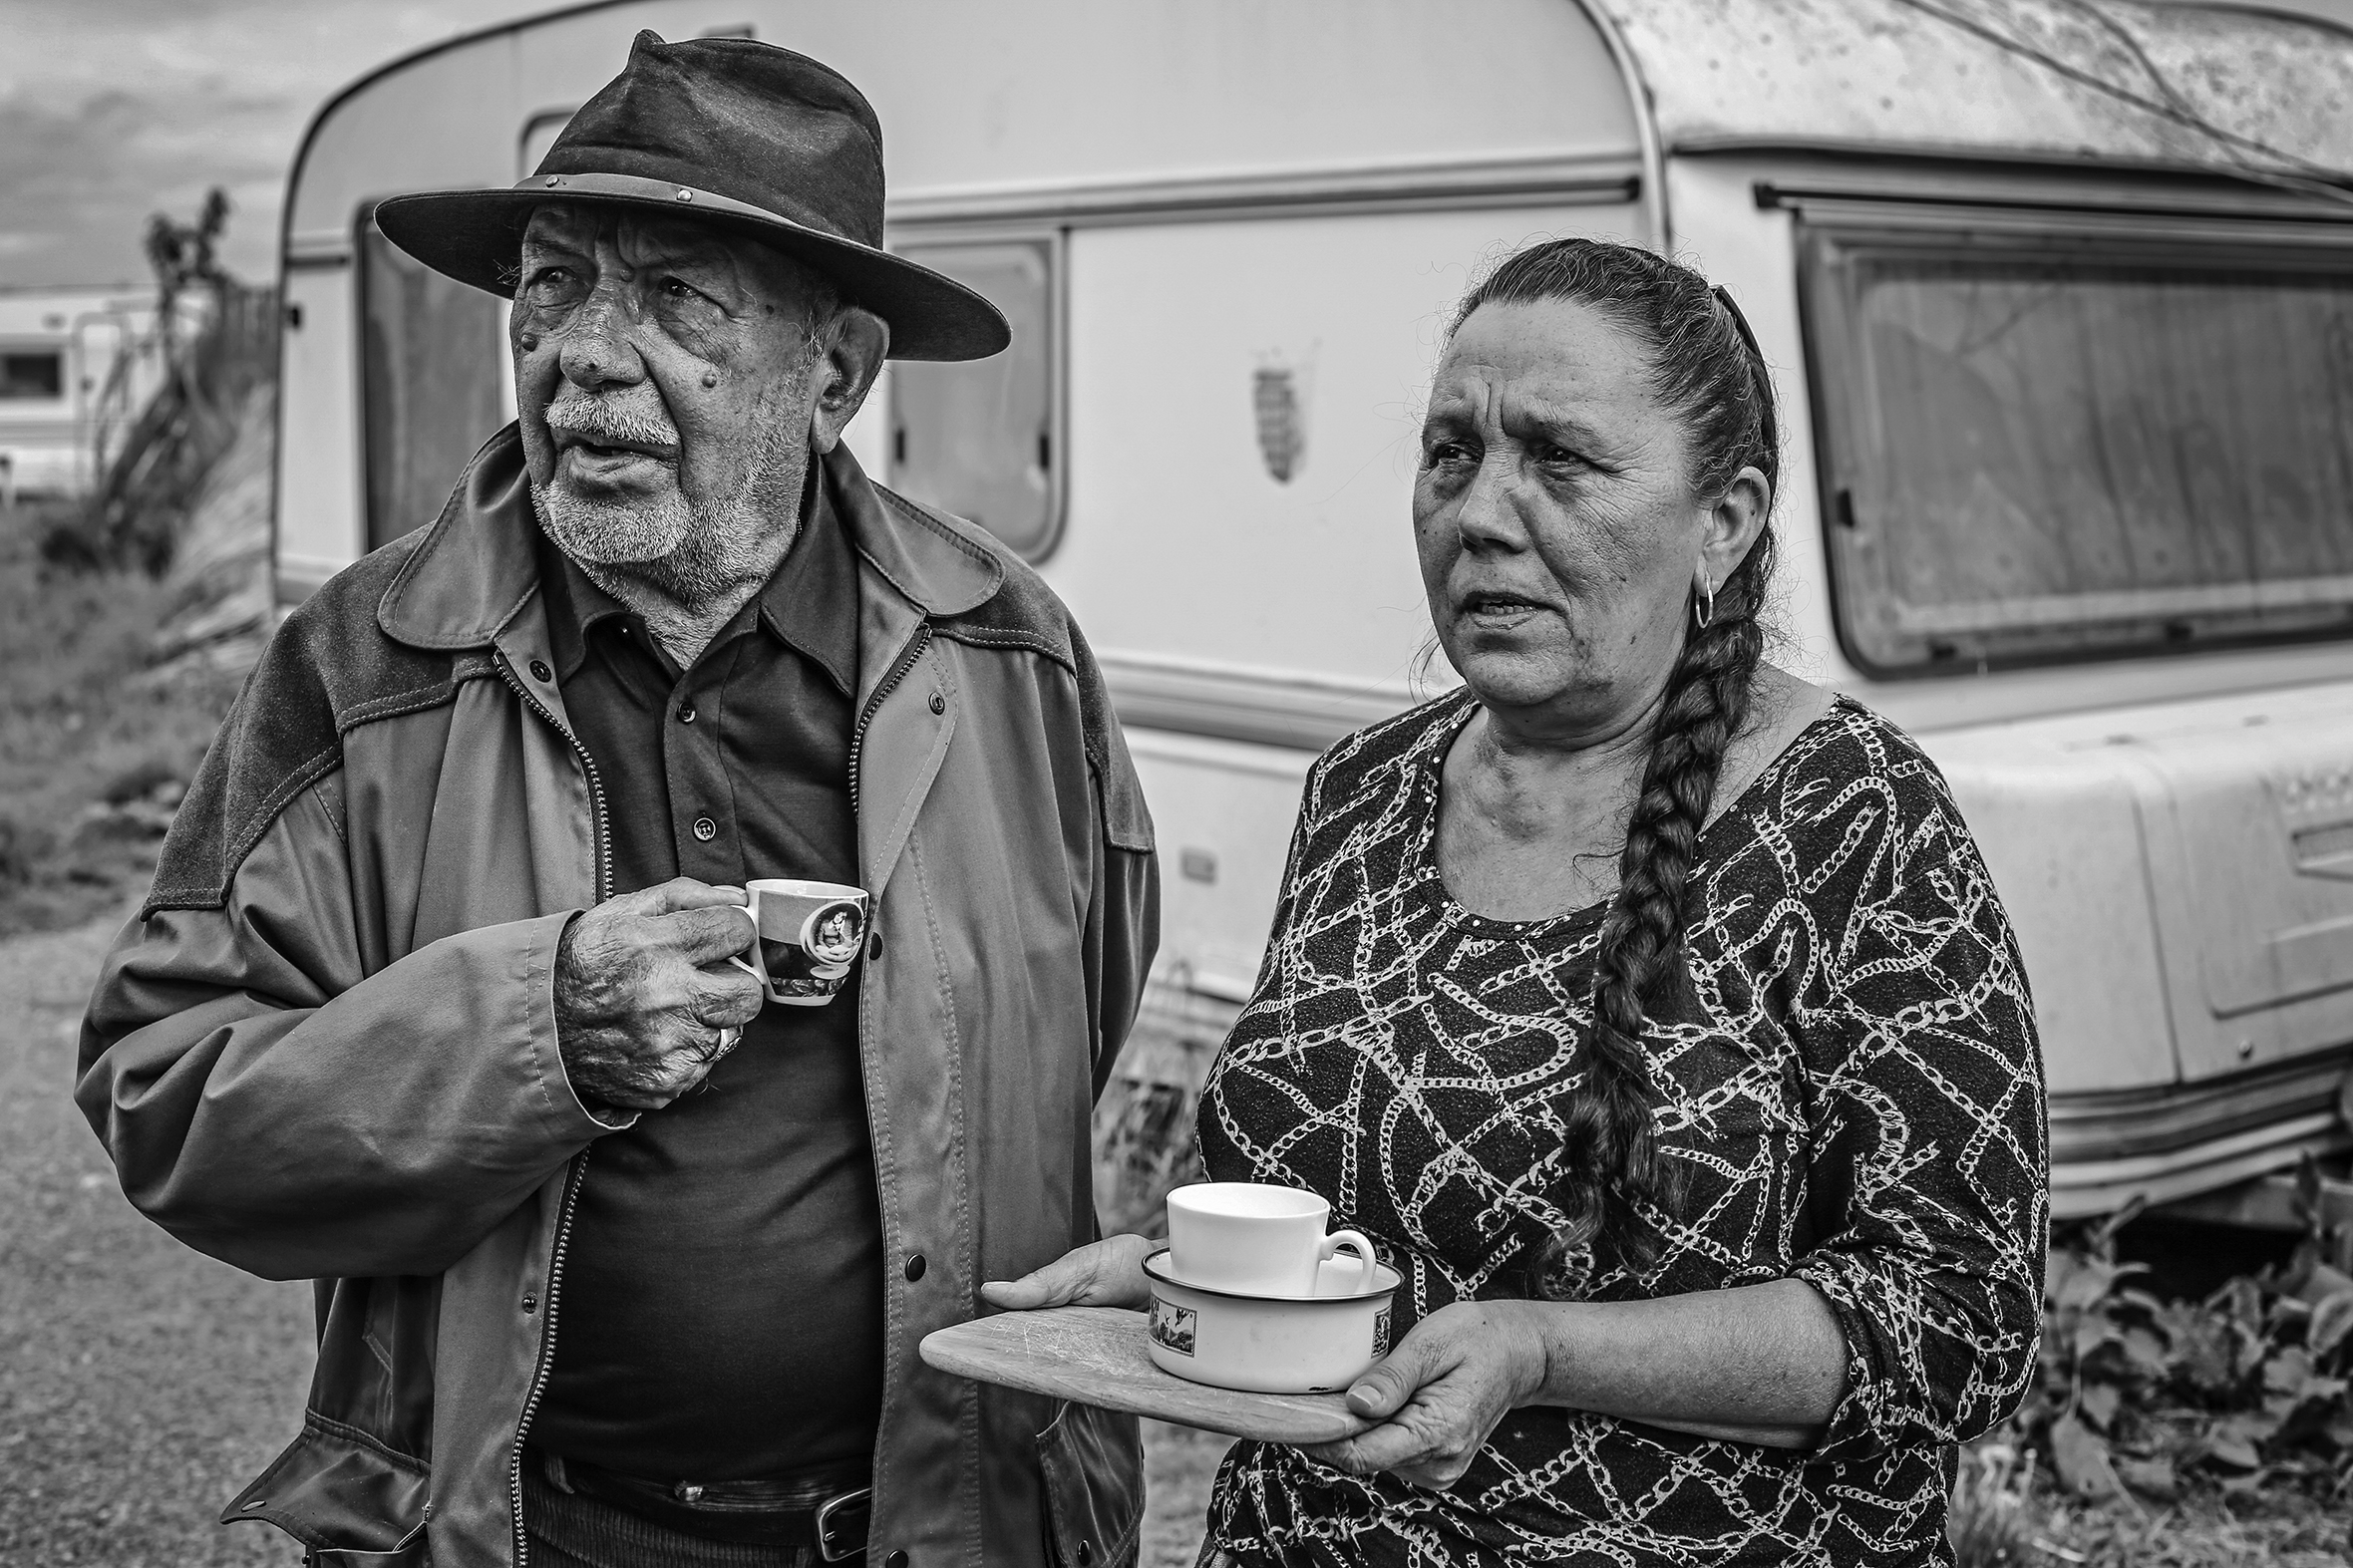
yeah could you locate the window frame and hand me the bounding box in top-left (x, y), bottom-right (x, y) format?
top-left (1798, 201), bottom-right (2353, 678)
top-left (0, 345), bottom-right (66, 403)
top-left (880, 221), bottom-right (1070, 564)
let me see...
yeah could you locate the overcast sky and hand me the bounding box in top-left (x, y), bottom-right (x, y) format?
top-left (0, 0), bottom-right (553, 289)
top-left (12, 0), bottom-right (2353, 293)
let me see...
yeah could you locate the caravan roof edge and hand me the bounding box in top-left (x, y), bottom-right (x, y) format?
top-left (273, 0), bottom-right (641, 276)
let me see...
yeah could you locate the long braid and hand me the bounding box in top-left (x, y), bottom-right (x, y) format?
top-left (1547, 542), bottom-right (1771, 1287)
top-left (1447, 240), bottom-right (1784, 1298)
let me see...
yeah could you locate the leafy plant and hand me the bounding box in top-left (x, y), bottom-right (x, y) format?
top-left (2012, 1163), bottom-right (2353, 1510)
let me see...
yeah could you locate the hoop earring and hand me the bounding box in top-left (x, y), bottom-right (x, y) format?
top-left (1693, 573), bottom-right (1716, 631)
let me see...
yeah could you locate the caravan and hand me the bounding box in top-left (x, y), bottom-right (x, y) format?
top-left (270, 0), bottom-right (2353, 1219)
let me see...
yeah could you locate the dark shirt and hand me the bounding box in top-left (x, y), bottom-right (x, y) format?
top-left (531, 477), bottom-right (881, 1484)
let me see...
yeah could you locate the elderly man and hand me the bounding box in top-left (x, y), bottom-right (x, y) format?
top-left (77, 33), bottom-right (1156, 1568)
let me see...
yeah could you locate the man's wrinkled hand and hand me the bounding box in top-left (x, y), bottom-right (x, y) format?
top-left (1300, 1300), bottom-right (1547, 1490)
top-left (553, 878), bottom-right (762, 1112)
top-left (979, 1234), bottom-right (1157, 1312)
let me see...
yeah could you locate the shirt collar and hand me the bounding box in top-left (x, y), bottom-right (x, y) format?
top-left (534, 462), bottom-right (859, 698)
top-left (760, 461), bottom-right (858, 700)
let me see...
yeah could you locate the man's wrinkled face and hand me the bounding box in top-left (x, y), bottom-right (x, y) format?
top-left (510, 204), bottom-right (833, 593)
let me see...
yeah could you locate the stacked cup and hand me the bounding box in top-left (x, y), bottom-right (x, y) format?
top-left (1143, 1183), bottom-right (1401, 1395)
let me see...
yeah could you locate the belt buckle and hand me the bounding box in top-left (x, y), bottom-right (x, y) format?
top-left (814, 1485), bottom-right (871, 1562)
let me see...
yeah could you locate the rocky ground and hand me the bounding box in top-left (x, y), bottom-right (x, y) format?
top-left (0, 915), bottom-right (312, 1566)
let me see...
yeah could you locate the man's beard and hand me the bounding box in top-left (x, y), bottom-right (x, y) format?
top-left (530, 386), bottom-right (808, 606)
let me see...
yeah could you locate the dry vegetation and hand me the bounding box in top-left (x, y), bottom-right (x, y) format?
top-left (0, 497), bottom-right (244, 937)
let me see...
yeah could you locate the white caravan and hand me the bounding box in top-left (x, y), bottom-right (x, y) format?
top-left (271, 0), bottom-right (2353, 1220)
top-left (0, 284), bottom-right (167, 498)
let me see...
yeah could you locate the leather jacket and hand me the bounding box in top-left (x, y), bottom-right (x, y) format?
top-left (77, 429), bottom-right (1159, 1568)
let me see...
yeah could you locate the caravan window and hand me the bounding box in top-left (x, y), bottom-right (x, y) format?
top-left (1804, 220), bottom-right (2353, 673)
top-left (886, 237), bottom-right (1060, 560)
top-left (0, 351), bottom-right (62, 400)
top-left (357, 205), bottom-right (506, 550)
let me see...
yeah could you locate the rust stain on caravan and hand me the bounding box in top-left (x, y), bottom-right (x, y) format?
top-left (1252, 365), bottom-right (1305, 483)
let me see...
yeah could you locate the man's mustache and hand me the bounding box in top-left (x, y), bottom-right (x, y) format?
top-left (542, 392), bottom-right (680, 451)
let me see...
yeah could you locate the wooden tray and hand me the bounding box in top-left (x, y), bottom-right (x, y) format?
top-left (919, 1306), bottom-right (1373, 1445)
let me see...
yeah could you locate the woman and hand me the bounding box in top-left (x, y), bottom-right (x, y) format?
top-left (989, 239), bottom-right (2047, 1565)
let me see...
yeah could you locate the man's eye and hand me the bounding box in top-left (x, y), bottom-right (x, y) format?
top-left (1425, 440), bottom-right (1479, 469)
top-left (660, 277), bottom-right (701, 301)
top-left (523, 267), bottom-right (581, 304)
top-left (1532, 444), bottom-right (1588, 470)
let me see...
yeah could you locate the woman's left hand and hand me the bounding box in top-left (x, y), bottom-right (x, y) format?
top-left (1299, 1300), bottom-right (1547, 1490)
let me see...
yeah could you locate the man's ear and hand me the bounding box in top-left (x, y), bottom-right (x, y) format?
top-left (808, 306), bottom-right (890, 455)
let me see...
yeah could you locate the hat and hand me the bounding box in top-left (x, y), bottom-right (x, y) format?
top-left (372, 31), bottom-right (1008, 362)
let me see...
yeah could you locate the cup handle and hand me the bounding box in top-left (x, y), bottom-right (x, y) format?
top-left (723, 901), bottom-right (767, 994)
top-left (1320, 1228), bottom-right (1378, 1293)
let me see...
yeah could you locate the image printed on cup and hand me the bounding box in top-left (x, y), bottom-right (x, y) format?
top-left (732, 879), bottom-right (870, 1008)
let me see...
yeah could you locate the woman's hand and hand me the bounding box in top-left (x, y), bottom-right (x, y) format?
top-left (980, 1233), bottom-right (1157, 1312)
top-left (1301, 1300), bottom-right (1547, 1490)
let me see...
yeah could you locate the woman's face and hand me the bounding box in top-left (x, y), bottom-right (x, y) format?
top-left (1415, 297), bottom-right (1750, 741)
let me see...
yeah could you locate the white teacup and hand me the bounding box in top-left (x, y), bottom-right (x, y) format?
top-left (726, 878), bottom-right (869, 1008)
top-left (1164, 1182), bottom-right (1376, 1299)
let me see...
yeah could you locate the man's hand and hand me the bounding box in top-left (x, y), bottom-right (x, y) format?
top-left (1300, 1300), bottom-right (1548, 1490)
top-left (554, 879), bottom-right (763, 1111)
top-left (979, 1234), bottom-right (1157, 1312)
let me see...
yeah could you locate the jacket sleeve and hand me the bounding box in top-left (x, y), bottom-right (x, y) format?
top-left (1789, 779), bottom-right (2050, 1463)
top-left (76, 772), bottom-right (612, 1283)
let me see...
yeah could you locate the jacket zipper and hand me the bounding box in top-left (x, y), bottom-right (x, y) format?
top-left (498, 653), bottom-right (614, 905)
top-left (848, 623), bottom-right (932, 823)
top-left (493, 651), bottom-right (611, 1567)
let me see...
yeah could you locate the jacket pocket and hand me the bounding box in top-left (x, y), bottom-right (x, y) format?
top-left (307, 1525), bottom-right (429, 1567)
top-left (1035, 1402), bottom-right (1144, 1568)
top-left (221, 1411), bottom-right (430, 1562)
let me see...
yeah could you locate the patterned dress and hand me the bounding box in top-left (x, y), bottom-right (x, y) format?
top-left (1197, 691), bottom-right (2047, 1567)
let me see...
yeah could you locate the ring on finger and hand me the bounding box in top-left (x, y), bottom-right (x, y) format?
top-left (707, 1025), bottom-right (742, 1063)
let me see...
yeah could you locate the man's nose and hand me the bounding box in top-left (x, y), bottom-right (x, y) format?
top-left (556, 282), bottom-right (647, 392)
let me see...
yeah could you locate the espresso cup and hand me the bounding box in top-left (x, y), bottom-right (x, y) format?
top-left (727, 879), bottom-right (870, 1008)
top-left (1164, 1181), bottom-right (1377, 1299)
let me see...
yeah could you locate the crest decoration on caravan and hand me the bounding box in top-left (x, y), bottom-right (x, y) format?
top-left (370, 30), bottom-right (1010, 362)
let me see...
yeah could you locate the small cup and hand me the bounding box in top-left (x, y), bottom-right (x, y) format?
top-left (727, 879), bottom-right (869, 1008)
top-left (1164, 1181), bottom-right (1376, 1299)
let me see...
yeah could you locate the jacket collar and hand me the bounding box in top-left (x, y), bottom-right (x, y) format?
top-left (378, 424), bottom-right (1003, 650)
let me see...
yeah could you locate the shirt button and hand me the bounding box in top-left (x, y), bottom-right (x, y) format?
top-left (692, 817), bottom-right (717, 842)
top-left (678, 703), bottom-right (697, 724)
top-left (527, 659), bottom-right (552, 683)
top-left (885, 1553), bottom-right (908, 1568)
top-left (867, 932), bottom-right (882, 962)
top-left (904, 1254), bottom-right (926, 1282)
top-left (928, 691), bottom-right (946, 716)
top-left (1078, 1542), bottom-right (1094, 1567)
top-left (521, 1295), bottom-right (537, 1315)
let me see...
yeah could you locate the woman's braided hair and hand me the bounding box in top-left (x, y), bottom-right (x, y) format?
top-left (1445, 239), bottom-right (1782, 1297)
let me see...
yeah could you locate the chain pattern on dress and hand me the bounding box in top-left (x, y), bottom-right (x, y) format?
top-left (1197, 691), bottom-right (2048, 1567)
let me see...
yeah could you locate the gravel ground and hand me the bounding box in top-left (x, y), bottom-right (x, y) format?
top-left (0, 913), bottom-right (312, 1566)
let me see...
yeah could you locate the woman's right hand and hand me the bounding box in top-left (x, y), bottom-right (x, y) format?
top-left (979, 1234), bottom-right (1157, 1311)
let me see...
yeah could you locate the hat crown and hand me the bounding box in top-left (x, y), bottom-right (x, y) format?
top-left (368, 29), bottom-right (1009, 359)
top-left (536, 31), bottom-right (886, 248)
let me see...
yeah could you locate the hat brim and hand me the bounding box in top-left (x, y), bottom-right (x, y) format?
top-left (373, 178), bottom-right (1010, 363)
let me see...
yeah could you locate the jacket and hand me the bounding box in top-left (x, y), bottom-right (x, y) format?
top-left (76, 428), bottom-right (1160, 1568)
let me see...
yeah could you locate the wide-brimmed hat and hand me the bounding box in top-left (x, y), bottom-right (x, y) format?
top-left (373, 31), bottom-right (1008, 362)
